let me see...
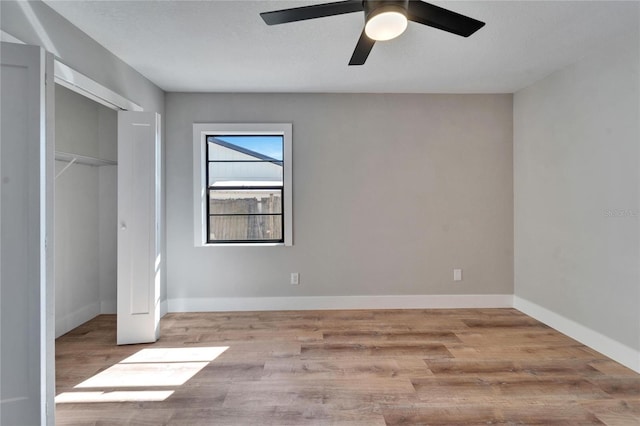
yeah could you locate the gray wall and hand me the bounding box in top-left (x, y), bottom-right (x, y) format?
top-left (54, 85), bottom-right (117, 337)
top-left (166, 93), bottom-right (513, 304)
top-left (514, 30), bottom-right (640, 351)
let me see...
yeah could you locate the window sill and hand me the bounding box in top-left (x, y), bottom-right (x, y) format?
top-left (197, 242), bottom-right (287, 248)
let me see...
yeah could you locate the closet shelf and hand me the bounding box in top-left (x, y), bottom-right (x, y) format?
top-left (55, 151), bottom-right (117, 167)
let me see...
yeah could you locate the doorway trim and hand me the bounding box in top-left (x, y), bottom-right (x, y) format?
top-left (1, 30), bottom-right (143, 112)
top-left (54, 61), bottom-right (143, 112)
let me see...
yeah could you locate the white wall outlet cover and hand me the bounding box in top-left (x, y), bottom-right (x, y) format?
top-left (290, 273), bottom-right (299, 285)
top-left (453, 269), bottom-right (462, 281)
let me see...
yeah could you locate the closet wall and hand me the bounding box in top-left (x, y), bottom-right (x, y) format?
top-left (55, 84), bottom-right (117, 337)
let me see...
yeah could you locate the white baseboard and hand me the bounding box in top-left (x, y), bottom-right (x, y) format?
top-left (167, 294), bottom-right (513, 313)
top-left (55, 302), bottom-right (100, 338)
top-left (514, 296), bottom-right (640, 373)
top-left (100, 299), bottom-right (116, 314)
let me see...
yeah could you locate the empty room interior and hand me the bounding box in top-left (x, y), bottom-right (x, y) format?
top-left (0, 0), bottom-right (639, 425)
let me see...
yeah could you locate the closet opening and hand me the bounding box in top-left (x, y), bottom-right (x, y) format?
top-left (54, 84), bottom-right (118, 338)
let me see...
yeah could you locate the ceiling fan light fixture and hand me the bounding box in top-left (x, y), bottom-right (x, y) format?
top-left (260, 0), bottom-right (485, 66)
top-left (365, 6), bottom-right (408, 41)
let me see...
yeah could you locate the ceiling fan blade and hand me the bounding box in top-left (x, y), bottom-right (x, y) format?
top-left (261, 0), bottom-right (364, 25)
top-left (406, 1), bottom-right (485, 37)
top-left (349, 30), bottom-right (375, 66)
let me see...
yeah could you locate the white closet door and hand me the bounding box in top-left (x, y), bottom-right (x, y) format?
top-left (0, 42), bottom-right (55, 426)
top-left (117, 111), bottom-right (161, 345)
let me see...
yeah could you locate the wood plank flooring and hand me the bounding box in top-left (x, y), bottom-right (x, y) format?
top-left (55, 309), bottom-right (640, 425)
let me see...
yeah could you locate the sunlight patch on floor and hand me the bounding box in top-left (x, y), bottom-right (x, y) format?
top-left (57, 346), bottom-right (228, 403)
top-left (75, 361), bottom-right (210, 387)
top-left (55, 390), bottom-right (174, 403)
top-left (121, 346), bottom-right (228, 363)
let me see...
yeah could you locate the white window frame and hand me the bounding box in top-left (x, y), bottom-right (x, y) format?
top-left (193, 123), bottom-right (293, 246)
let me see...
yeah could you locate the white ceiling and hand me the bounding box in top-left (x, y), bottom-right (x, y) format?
top-left (43, 0), bottom-right (639, 93)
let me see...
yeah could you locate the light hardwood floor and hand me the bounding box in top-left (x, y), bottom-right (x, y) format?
top-left (55, 309), bottom-right (640, 425)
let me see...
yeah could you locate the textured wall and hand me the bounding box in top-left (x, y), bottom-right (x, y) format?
top-left (514, 30), bottom-right (640, 351)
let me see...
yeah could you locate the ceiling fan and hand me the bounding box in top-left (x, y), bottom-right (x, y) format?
top-left (260, 0), bottom-right (485, 66)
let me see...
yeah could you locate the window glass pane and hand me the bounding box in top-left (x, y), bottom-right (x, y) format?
top-left (208, 162), bottom-right (282, 186)
top-left (209, 189), bottom-right (282, 215)
top-left (209, 215), bottom-right (282, 242)
top-left (208, 135), bottom-right (283, 161)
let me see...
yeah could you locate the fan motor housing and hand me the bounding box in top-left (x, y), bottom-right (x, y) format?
top-left (364, 0), bottom-right (410, 21)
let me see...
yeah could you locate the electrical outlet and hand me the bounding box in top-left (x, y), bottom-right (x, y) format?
top-left (290, 272), bottom-right (299, 285)
top-left (453, 268), bottom-right (462, 281)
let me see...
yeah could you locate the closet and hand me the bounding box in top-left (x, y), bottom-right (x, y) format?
top-left (54, 84), bottom-right (118, 337)
top-left (1, 41), bottom-right (160, 423)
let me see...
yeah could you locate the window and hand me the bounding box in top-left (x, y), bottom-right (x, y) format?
top-left (193, 124), bottom-right (292, 246)
top-left (207, 135), bottom-right (283, 243)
